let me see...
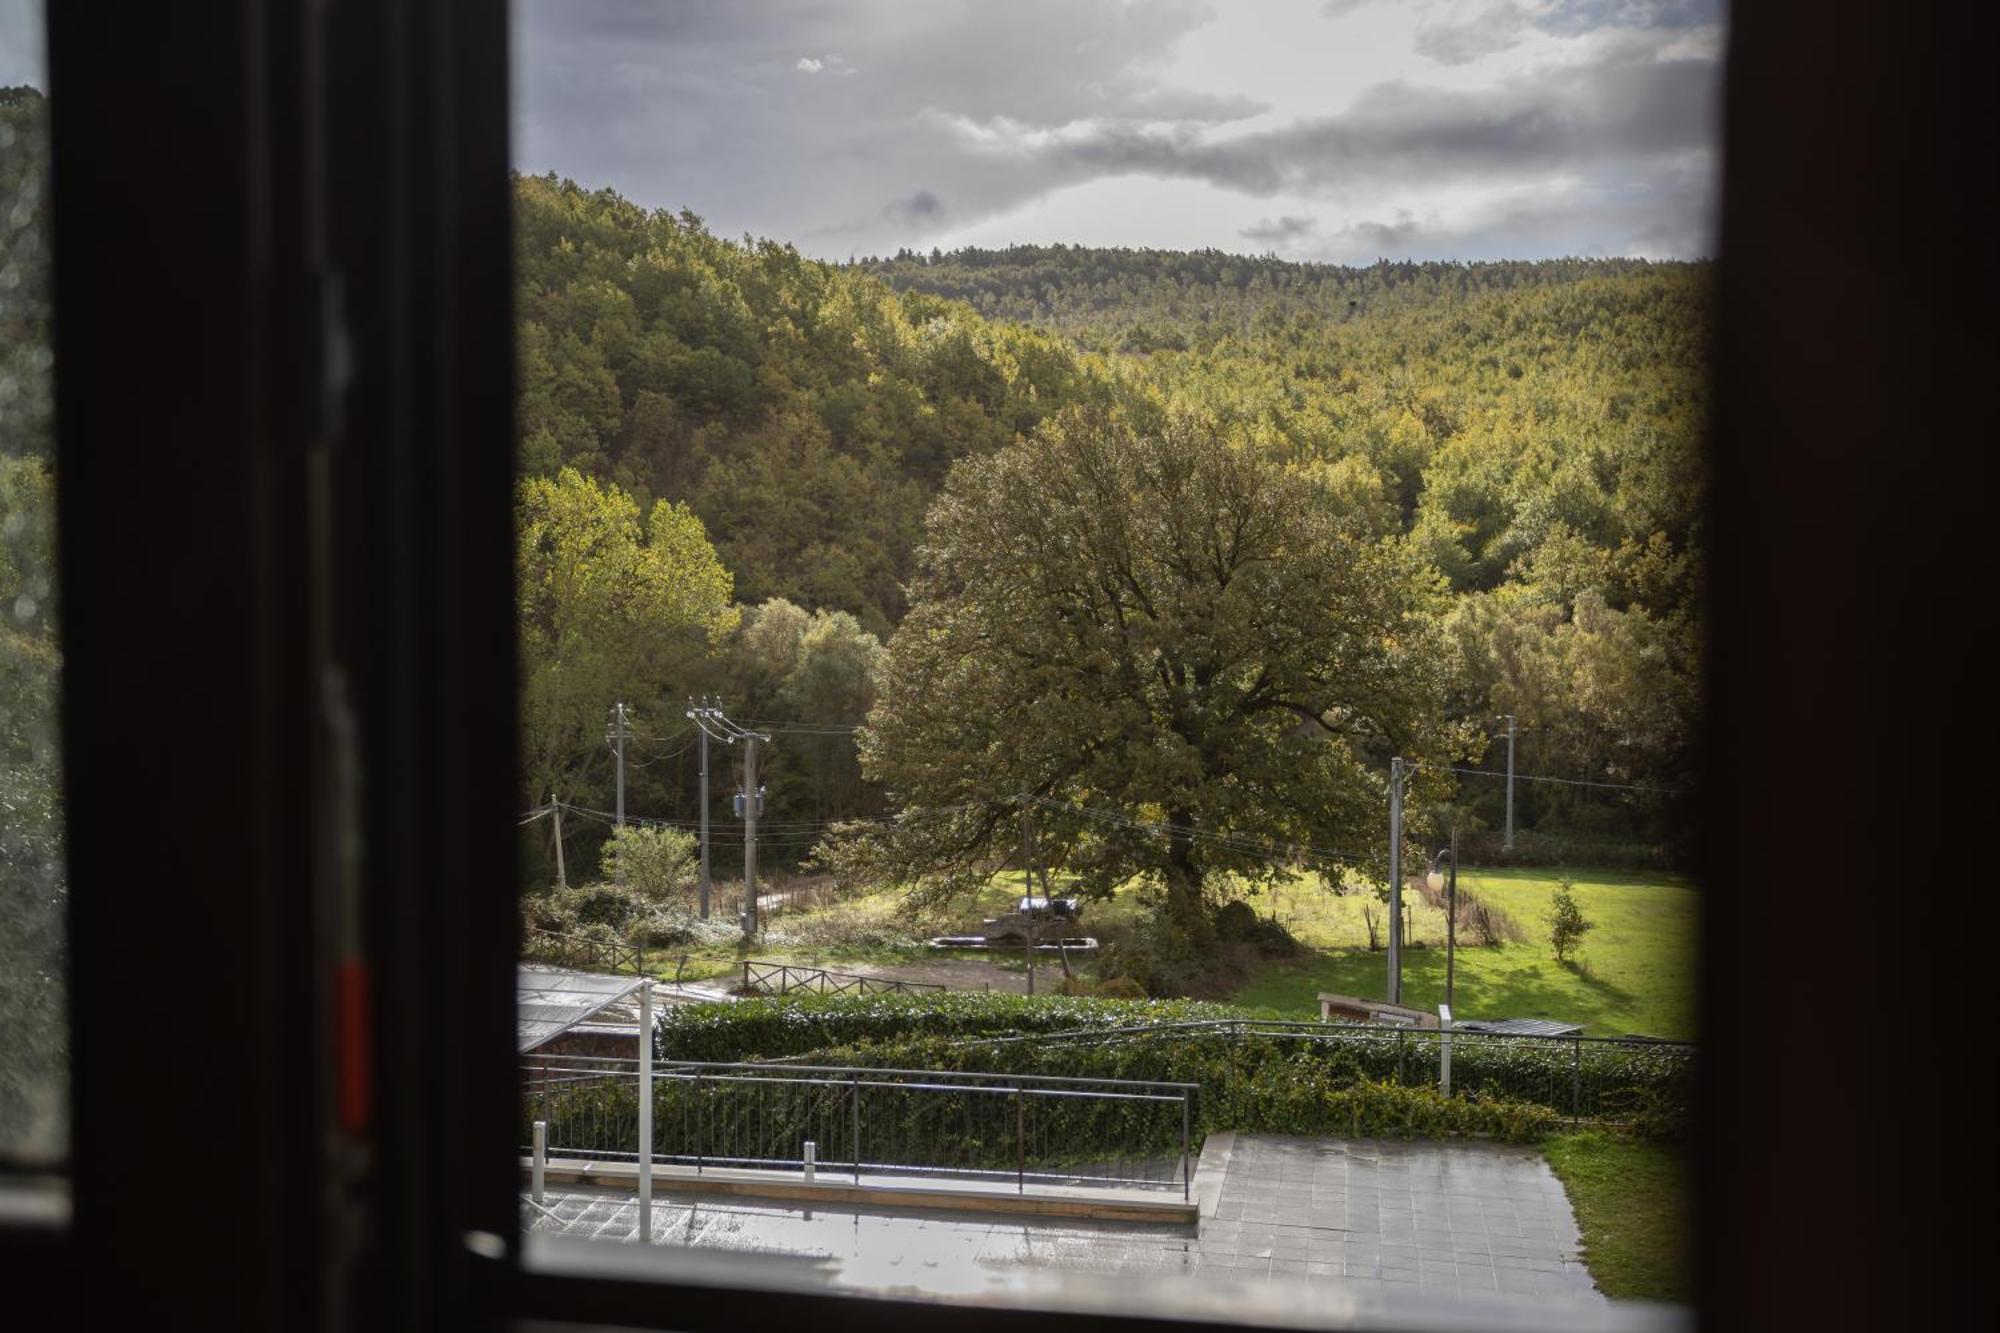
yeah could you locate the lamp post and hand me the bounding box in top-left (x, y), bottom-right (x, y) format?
top-left (1426, 835), bottom-right (1459, 1010)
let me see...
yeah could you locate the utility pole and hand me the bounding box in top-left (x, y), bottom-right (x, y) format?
top-left (686, 696), bottom-right (712, 920)
top-left (551, 793), bottom-right (566, 889)
top-left (689, 701), bottom-right (768, 939)
top-left (1446, 823), bottom-right (1459, 1010)
top-left (608, 701), bottom-right (630, 829)
top-left (1504, 714), bottom-right (1516, 852)
top-left (1022, 804), bottom-right (1036, 997)
top-left (741, 730), bottom-right (760, 937)
top-left (1388, 755), bottom-right (1404, 1005)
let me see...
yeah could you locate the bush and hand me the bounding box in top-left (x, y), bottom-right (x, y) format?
top-left (654, 992), bottom-right (1265, 1062)
top-left (651, 994), bottom-right (1691, 1133)
top-left (523, 885), bottom-right (630, 941)
top-left (602, 825), bottom-right (698, 904)
top-left (533, 1035), bottom-right (1567, 1177)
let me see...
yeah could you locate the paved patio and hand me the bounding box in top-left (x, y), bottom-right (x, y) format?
top-left (525, 1133), bottom-right (1610, 1310)
top-left (1199, 1134), bottom-right (1600, 1302)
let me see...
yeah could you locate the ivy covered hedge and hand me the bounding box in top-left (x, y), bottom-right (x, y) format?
top-left (525, 1057), bottom-right (1562, 1181)
top-left (654, 993), bottom-right (1267, 1062)
top-left (651, 995), bottom-right (1692, 1131)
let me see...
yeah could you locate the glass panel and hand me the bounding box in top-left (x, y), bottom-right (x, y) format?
top-left (0, 4), bottom-right (66, 1169)
top-left (512, 1), bottom-right (1717, 1315)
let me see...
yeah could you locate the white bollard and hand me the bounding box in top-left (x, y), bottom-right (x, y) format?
top-left (803, 1139), bottom-right (816, 1183)
top-left (532, 1120), bottom-right (547, 1204)
top-left (1438, 1004), bottom-right (1453, 1097)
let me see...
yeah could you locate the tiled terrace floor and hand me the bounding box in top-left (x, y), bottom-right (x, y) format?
top-left (526, 1133), bottom-right (1609, 1311)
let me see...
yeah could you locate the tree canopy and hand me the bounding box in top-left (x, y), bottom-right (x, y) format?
top-left (835, 404), bottom-right (1466, 937)
top-left (517, 467), bottom-right (738, 811)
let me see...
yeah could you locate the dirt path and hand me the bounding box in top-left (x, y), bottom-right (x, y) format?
top-left (752, 954), bottom-right (1050, 995)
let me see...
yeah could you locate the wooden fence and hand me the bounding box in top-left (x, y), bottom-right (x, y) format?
top-left (524, 927), bottom-right (646, 976)
top-left (740, 960), bottom-right (946, 997)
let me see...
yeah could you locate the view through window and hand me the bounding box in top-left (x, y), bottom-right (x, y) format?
top-left (511, 2), bottom-right (1716, 1320)
top-left (0, 4), bottom-right (63, 1174)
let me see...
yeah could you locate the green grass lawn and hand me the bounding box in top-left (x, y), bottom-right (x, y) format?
top-left (1543, 1130), bottom-right (1690, 1303)
top-left (597, 862), bottom-right (1695, 1035)
top-left (1228, 866), bottom-right (1697, 1037)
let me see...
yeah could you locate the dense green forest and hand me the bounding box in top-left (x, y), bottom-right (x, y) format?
top-left (512, 175), bottom-right (1705, 888)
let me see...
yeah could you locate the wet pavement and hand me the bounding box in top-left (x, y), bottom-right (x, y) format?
top-left (524, 1134), bottom-right (1605, 1307)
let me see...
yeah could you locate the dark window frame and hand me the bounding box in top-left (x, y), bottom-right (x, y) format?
top-left (7, 1), bottom-right (1991, 1328)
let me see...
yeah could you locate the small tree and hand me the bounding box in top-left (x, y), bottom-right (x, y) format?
top-left (602, 825), bottom-right (699, 905)
top-left (1547, 879), bottom-right (1594, 962)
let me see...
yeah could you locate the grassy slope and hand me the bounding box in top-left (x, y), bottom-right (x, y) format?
top-left (619, 864), bottom-right (1695, 1037)
top-left (1543, 1130), bottom-right (1691, 1303)
top-left (1228, 866), bottom-right (1697, 1038)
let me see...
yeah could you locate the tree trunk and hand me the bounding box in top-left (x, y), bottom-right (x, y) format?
top-left (1163, 810), bottom-right (1215, 947)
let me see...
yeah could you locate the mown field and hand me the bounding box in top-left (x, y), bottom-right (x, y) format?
top-left (1229, 866), bottom-right (1698, 1038)
top-left (619, 863), bottom-right (1695, 1040)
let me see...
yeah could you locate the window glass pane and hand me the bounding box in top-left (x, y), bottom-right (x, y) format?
top-left (511, 1), bottom-right (1716, 1316)
top-left (0, 4), bottom-right (65, 1169)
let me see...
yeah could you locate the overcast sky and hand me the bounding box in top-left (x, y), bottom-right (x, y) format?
top-left (516, 0), bottom-right (1725, 265)
top-left (0, 0), bottom-right (42, 88)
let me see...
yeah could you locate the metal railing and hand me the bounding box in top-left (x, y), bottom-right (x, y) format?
top-left (949, 1018), bottom-right (1695, 1123)
top-left (524, 927), bottom-right (646, 976)
top-left (522, 1054), bottom-right (1195, 1198)
top-left (740, 959), bottom-right (948, 997)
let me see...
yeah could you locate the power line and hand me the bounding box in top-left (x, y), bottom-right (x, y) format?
top-left (1021, 794), bottom-right (1372, 868)
top-left (1441, 764), bottom-right (1689, 795)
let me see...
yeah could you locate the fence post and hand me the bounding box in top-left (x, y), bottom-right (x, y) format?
top-left (694, 1070), bottom-right (703, 1174)
top-left (638, 983), bottom-right (653, 1242)
top-left (539, 1056), bottom-right (551, 1131)
top-left (850, 1071), bottom-right (861, 1183)
top-left (742, 960), bottom-right (751, 993)
top-left (1571, 1036), bottom-right (1582, 1119)
top-left (1438, 1005), bottom-right (1453, 1097)
top-left (532, 1119), bottom-right (546, 1204)
top-left (1181, 1095), bottom-right (1191, 1202)
top-left (1015, 1081), bottom-right (1026, 1195)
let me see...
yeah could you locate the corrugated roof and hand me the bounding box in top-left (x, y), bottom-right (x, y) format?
top-left (517, 965), bottom-right (650, 1052)
top-left (1455, 1017), bottom-right (1585, 1038)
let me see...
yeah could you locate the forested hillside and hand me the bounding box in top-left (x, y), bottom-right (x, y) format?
top-left (512, 174), bottom-right (1706, 879)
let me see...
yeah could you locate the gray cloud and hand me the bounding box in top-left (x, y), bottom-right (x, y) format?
top-left (1241, 215), bottom-right (1319, 244)
top-left (987, 47), bottom-right (1717, 199)
top-left (1304, 156), bottom-right (1717, 262)
top-left (1415, 4), bottom-right (1531, 66)
top-left (514, 0), bottom-right (1720, 260)
top-left (1409, 0), bottom-right (1725, 67)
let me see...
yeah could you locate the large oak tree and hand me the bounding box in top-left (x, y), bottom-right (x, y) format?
top-left (834, 403), bottom-right (1464, 939)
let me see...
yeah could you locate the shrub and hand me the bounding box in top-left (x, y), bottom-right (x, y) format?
top-left (654, 992), bottom-right (1265, 1062)
top-left (602, 825), bottom-right (698, 905)
top-left (1548, 879), bottom-right (1595, 962)
top-left (532, 1034), bottom-right (1568, 1176)
top-left (651, 994), bottom-right (1691, 1133)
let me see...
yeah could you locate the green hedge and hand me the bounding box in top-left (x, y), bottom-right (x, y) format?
top-left (654, 993), bottom-right (1268, 1062)
top-left (525, 1057), bottom-right (1561, 1179)
top-left (654, 995), bottom-right (1691, 1128)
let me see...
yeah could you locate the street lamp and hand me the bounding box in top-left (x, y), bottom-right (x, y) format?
top-left (1426, 842), bottom-right (1458, 1010)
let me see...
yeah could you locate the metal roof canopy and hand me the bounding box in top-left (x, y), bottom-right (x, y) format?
top-left (1454, 1017), bottom-right (1585, 1038)
top-left (517, 965), bottom-right (652, 1052)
